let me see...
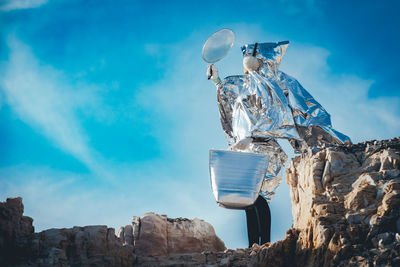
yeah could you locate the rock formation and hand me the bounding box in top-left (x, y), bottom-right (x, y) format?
top-left (0, 197), bottom-right (135, 266)
top-left (29, 225), bottom-right (135, 266)
top-left (1, 138), bottom-right (399, 266)
top-left (0, 199), bottom-right (224, 266)
top-left (0, 197), bottom-right (34, 265)
top-left (117, 212), bottom-right (225, 256)
top-left (286, 138), bottom-right (400, 266)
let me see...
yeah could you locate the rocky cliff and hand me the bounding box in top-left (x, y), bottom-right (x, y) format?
top-left (0, 198), bottom-right (225, 266)
top-left (0, 198), bottom-right (136, 266)
top-left (286, 138), bottom-right (400, 266)
top-left (0, 197), bottom-right (34, 265)
top-left (1, 138), bottom-right (399, 266)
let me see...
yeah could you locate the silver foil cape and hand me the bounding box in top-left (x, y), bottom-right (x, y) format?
top-left (216, 41), bottom-right (351, 202)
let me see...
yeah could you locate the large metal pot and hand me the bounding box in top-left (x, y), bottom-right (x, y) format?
top-left (209, 149), bottom-right (269, 209)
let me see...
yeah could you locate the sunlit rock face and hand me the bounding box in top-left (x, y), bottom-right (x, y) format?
top-left (286, 138), bottom-right (400, 266)
top-left (0, 200), bottom-right (224, 266)
top-left (117, 212), bottom-right (226, 256)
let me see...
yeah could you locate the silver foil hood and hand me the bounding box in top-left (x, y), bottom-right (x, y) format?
top-left (216, 41), bottom-right (351, 202)
top-left (242, 41), bottom-right (289, 69)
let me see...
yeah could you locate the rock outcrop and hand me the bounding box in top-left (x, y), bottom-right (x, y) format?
top-left (0, 197), bottom-right (135, 266)
top-left (286, 138), bottom-right (400, 266)
top-left (29, 226), bottom-right (135, 266)
top-left (0, 199), bottom-right (224, 266)
top-left (1, 138), bottom-right (399, 266)
top-left (0, 197), bottom-right (34, 265)
top-left (117, 212), bottom-right (225, 256)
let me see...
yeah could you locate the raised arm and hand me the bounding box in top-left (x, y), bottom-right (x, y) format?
top-left (206, 64), bottom-right (221, 86)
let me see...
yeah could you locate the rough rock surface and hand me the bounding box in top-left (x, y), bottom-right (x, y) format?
top-left (0, 197), bottom-right (135, 266)
top-left (28, 226), bottom-right (135, 266)
top-left (134, 229), bottom-right (299, 266)
top-left (0, 197), bottom-right (34, 265)
top-left (2, 138), bottom-right (400, 266)
top-left (0, 199), bottom-right (224, 266)
top-left (117, 212), bottom-right (226, 256)
top-left (286, 138), bottom-right (400, 266)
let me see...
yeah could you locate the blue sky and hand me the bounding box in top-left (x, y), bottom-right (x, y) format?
top-left (0, 0), bottom-right (399, 248)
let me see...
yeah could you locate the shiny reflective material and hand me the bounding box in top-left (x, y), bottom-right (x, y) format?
top-left (215, 41), bottom-right (351, 203)
top-left (209, 149), bottom-right (269, 209)
top-left (236, 42), bottom-right (351, 147)
top-left (202, 29), bottom-right (235, 63)
top-left (228, 138), bottom-right (287, 201)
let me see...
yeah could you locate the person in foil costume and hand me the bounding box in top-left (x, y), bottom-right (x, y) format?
top-left (207, 41), bottom-right (351, 247)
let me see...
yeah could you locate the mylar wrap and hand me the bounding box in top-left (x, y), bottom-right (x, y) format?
top-left (216, 41), bottom-right (351, 202)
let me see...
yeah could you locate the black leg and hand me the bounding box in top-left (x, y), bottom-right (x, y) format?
top-left (245, 196), bottom-right (271, 247)
top-left (255, 196), bottom-right (271, 244)
top-left (245, 205), bottom-right (258, 247)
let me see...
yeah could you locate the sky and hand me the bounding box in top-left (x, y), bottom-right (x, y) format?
top-left (0, 0), bottom-right (399, 249)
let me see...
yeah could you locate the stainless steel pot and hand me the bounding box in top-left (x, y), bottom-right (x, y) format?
top-left (209, 149), bottom-right (269, 209)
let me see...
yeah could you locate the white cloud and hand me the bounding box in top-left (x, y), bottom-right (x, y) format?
top-left (0, 37), bottom-right (105, 175)
top-left (280, 44), bottom-right (400, 142)
top-left (0, 0), bottom-right (48, 11)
